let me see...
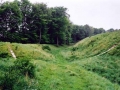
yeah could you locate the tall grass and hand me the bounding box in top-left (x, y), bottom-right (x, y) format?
top-left (67, 30), bottom-right (120, 59)
top-left (72, 55), bottom-right (120, 85)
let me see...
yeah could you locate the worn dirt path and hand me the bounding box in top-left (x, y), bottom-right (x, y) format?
top-left (8, 43), bottom-right (16, 59)
top-left (97, 42), bottom-right (120, 56)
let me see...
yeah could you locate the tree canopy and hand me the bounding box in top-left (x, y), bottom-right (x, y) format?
top-left (0, 0), bottom-right (109, 45)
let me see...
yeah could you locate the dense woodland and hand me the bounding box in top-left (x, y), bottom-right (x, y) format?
top-left (0, 0), bottom-right (119, 45)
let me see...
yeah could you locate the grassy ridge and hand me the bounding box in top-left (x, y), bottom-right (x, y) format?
top-left (11, 43), bottom-right (55, 61)
top-left (68, 30), bottom-right (120, 59)
top-left (67, 30), bottom-right (120, 85)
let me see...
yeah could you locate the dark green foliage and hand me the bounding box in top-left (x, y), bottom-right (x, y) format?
top-left (71, 24), bottom-right (106, 43)
top-left (2, 66), bottom-right (20, 90)
top-left (48, 7), bottom-right (70, 45)
top-left (15, 46), bottom-right (18, 50)
top-left (42, 45), bottom-right (51, 51)
top-left (14, 59), bottom-right (35, 78)
top-left (0, 52), bottom-right (9, 58)
top-left (0, 1), bottom-right (22, 42)
top-left (0, 58), bottom-right (36, 90)
top-left (0, 0), bottom-right (107, 45)
top-left (71, 47), bottom-right (78, 51)
top-left (107, 28), bottom-right (115, 32)
top-left (30, 3), bottom-right (49, 44)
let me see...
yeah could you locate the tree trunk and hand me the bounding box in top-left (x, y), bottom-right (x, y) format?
top-left (5, 19), bottom-right (8, 41)
top-left (57, 37), bottom-right (59, 46)
top-left (0, 86), bottom-right (3, 90)
top-left (39, 28), bottom-right (41, 44)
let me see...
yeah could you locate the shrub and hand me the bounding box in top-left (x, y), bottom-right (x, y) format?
top-left (14, 59), bottom-right (35, 78)
top-left (0, 52), bottom-right (9, 58)
top-left (71, 47), bottom-right (78, 51)
top-left (42, 45), bottom-right (51, 51)
top-left (0, 58), bottom-right (36, 90)
top-left (15, 46), bottom-right (18, 50)
top-left (2, 67), bottom-right (19, 90)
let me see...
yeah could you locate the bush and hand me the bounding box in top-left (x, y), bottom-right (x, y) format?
top-left (42, 45), bottom-right (51, 51)
top-left (14, 59), bottom-right (35, 78)
top-left (71, 47), bottom-right (78, 51)
top-left (0, 58), bottom-right (36, 90)
top-left (2, 67), bottom-right (19, 90)
top-left (0, 52), bottom-right (9, 58)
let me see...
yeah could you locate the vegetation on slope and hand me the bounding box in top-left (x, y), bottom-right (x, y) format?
top-left (0, 58), bottom-right (37, 90)
top-left (72, 55), bottom-right (120, 85)
top-left (67, 30), bottom-right (120, 60)
top-left (0, 31), bottom-right (120, 90)
top-left (34, 59), bottom-right (120, 90)
top-left (69, 30), bottom-right (120, 85)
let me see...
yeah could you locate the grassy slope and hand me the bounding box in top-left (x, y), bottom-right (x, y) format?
top-left (72, 55), bottom-right (120, 84)
top-left (0, 31), bottom-right (120, 89)
top-left (35, 60), bottom-right (120, 90)
top-left (69, 30), bottom-right (120, 85)
top-left (68, 30), bottom-right (120, 59)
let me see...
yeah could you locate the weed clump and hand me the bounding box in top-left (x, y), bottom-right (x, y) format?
top-left (14, 59), bottom-right (35, 78)
top-left (0, 52), bottom-right (9, 58)
top-left (71, 47), bottom-right (78, 51)
top-left (0, 58), bottom-right (36, 90)
top-left (42, 45), bottom-right (51, 51)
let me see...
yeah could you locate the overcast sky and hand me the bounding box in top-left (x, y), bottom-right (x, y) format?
top-left (4, 0), bottom-right (120, 30)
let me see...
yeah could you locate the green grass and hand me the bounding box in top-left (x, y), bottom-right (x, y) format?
top-left (11, 43), bottom-right (55, 61)
top-left (72, 55), bottom-right (120, 84)
top-left (0, 31), bottom-right (120, 89)
top-left (107, 44), bottom-right (120, 56)
top-left (34, 59), bottom-right (120, 90)
top-left (0, 42), bottom-right (11, 58)
top-left (67, 30), bottom-right (120, 59)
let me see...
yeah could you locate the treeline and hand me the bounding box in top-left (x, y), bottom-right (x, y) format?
top-left (71, 24), bottom-right (105, 43)
top-left (0, 0), bottom-right (115, 45)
